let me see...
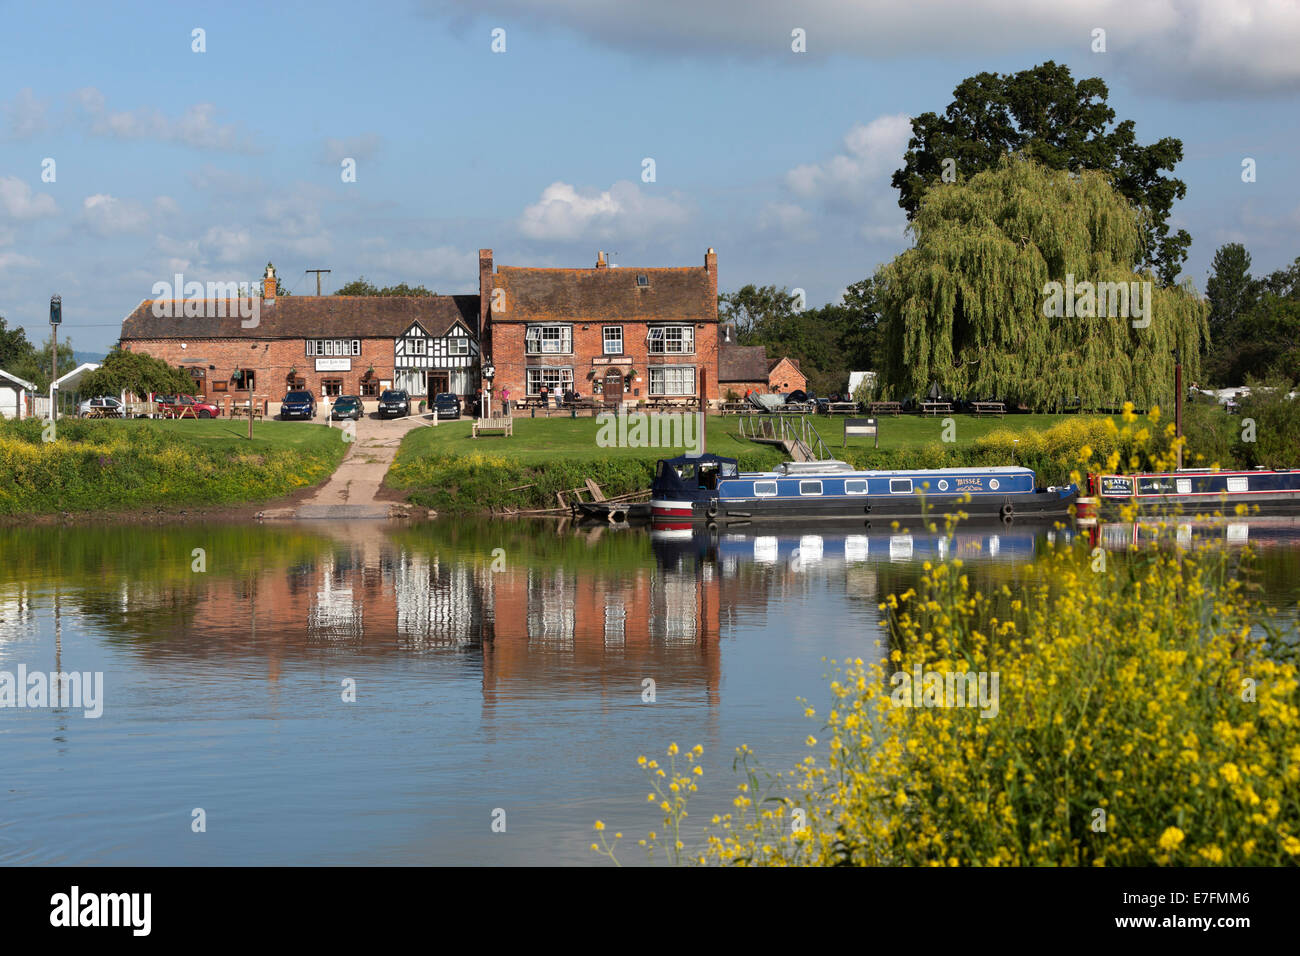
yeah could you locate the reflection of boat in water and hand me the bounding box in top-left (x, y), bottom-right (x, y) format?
top-left (1093, 515), bottom-right (1300, 551)
top-left (650, 524), bottom-right (1060, 569)
top-left (1090, 469), bottom-right (1300, 513)
top-left (651, 454), bottom-right (1078, 525)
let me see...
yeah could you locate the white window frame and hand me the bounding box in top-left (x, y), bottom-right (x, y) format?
top-left (799, 480), bottom-right (823, 496)
top-left (845, 479), bottom-right (868, 495)
top-left (647, 324), bottom-right (694, 354)
top-left (648, 366), bottom-right (695, 397)
top-left (753, 481), bottom-right (778, 498)
top-left (525, 367), bottom-right (574, 397)
top-left (603, 326), bottom-right (623, 355)
top-left (409, 337), bottom-right (427, 356)
top-left (308, 339), bottom-right (361, 357)
top-left (447, 337), bottom-right (470, 356)
top-left (889, 478), bottom-right (913, 494)
top-left (525, 325), bottom-right (572, 355)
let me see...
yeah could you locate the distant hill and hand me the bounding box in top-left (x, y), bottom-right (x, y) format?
top-left (73, 350), bottom-right (105, 365)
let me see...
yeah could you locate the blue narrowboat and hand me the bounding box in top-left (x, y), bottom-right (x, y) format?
top-left (650, 454), bottom-right (1078, 525)
top-left (1090, 469), bottom-right (1300, 512)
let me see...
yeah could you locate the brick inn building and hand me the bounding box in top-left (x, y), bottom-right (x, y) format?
top-left (119, 248), bottom-right (796, 409)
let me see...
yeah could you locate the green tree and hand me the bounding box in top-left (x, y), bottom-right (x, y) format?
top-left (11, 336), bottom-right (78, 391)
top-left (79, 348), bottom-right (193, 399)
top-left (1205, 243), bottom-right (1258, 343)
top-left (0, 315), bottom-right (37, 372)
top-left (891, 61), bottom-right (1191, 285)
top-left (878, 155), bottom-right (1207, 412)
top-left (334, 276), bottom-right (434, 296)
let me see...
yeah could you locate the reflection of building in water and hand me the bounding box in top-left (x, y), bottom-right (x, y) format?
top-left (394, 553), bottom-right (485, 648)
top-left (0, 585), bottom-right (35, 641)
top-left (481, 561), bottom-right (721, 709)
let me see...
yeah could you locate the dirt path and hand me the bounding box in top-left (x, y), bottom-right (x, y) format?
top-left (285, 413), bottom-right (432, 519)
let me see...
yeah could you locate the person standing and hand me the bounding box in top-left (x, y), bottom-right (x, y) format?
top-left (501, 386), bottom-right (511, 416)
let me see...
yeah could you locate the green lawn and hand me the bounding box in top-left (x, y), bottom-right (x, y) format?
top-left (106, 417), bottom-right (347, 455)
top-left (396, 411), bottom-right (1116, 462)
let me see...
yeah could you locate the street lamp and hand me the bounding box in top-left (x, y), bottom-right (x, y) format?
top-left (1172, 348), bottom-right (1183, 470)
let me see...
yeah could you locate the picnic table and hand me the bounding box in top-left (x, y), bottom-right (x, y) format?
top-left (84, 407), bottom-right (123, 419)
top-left (869, 401), bottom-right (902, 416)
top-left (921, 401), bottom-right (953, 416)
top-left (719, 402), bottom-right (755, 415)
top-left (230, 402), bottom-right (265, 420)
top-left (826, 402), bottom-right (859, 415)
top-left (971, 401), bottom-right (1006, 418)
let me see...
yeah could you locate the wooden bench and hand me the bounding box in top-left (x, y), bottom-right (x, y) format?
top-left (869, 401), bottom-right (901, 416)
top-left (473, 416), bottom-right (513, 438)
top-left (921, 401), bottom-right (953, 416)
top-left (827, 402), bottom-right (859, 415)
top-left (842, 417), bottom-right (879, 449)
top-left (971, 401), bottom-right (1006, 418)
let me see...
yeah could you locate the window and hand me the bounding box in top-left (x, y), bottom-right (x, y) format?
top-left (799, 480), bottom-right (823, 496)
top-left (447, 337), bottom-right (470, 356)
top-left (889, 478), bottom-right (913, 494)
top-left (307, 339), bottom-right (361, 357)
top-left (230, 369), bottom-right (255, 390)
top-left (845, 479), bottom-right (868, 495)
top-left (525, 325), bottom-right (572, 354)
top-left (753, 481), bottom-right (778, 497)
top-left (360, 380), bottom-right (378, 397)
top-left (603, 326), bottom-right (623, 354)
top-left (526, 367), bottom-right (574, 396)
top-left (409, 338), bottom-right (427, 355)
top-left (647, 325), bottom-right (694, 354)
top-left (636, 274), bottom-right (649, 287)
top-left (322, 379), bottom-right (343, 397)
top-left (649, 366), bottom-right (694, 396)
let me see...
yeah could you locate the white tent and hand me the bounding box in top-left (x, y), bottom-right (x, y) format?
top-left (847, 371), bottom-right (877, 398)
top-left (49, 362), bottom-right (102, 418)
top-left (0, 368), bottom-right (37, 420)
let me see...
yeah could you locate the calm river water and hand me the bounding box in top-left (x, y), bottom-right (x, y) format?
top-left (2, 516), bottom-right (1297, 865)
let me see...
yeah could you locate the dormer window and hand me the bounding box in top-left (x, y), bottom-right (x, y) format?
top-left (636, 274), bottom-right (649, 287)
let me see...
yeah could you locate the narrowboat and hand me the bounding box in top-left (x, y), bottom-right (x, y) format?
top-left (1089, 469), bottom-right (1300, 513)
top-left (650, 454), bottom-right (1078, 525)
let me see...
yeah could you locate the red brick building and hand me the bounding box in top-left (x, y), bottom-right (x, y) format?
top-left (479, 248), bottom-right (720, 406)
top-left (119, 266), bottom-right (480, 404)
top-left (717, 326), bottom-right (808, 398)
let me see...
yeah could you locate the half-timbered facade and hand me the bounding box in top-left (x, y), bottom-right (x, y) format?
top-left (393, 310), bottom-right (480, 398)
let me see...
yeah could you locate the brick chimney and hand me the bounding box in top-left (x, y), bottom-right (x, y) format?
top-left (705, 247), bottom-right (718, 316)
top-left (596, 250), bottom-right (607, 269)
top-left (262, 262), bottom-right (277, 302)
top-left (478, 248), bottom-right (493, 342)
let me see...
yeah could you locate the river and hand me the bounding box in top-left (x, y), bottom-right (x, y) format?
top-left (1, 516), bottom-right (1297, 865)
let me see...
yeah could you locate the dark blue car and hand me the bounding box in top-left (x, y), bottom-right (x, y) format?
top-left (280, 389), bottom-right (317, 420)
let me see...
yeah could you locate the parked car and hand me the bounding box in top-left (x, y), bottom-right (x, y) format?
top-left (78, 396), bottom-right (125, 417)
top-left (433, 393), bottom-right (461, 420)
top-left (280, 390), bottom-right (317, 420)
top-left (157, 394), bottom-right (220, 419)
top-left (377, 389), bottom-right (410, 419)
top-left (330, 395), bottom-right (363, 421)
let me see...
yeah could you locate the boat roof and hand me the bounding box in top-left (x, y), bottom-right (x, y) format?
top-left (661, 453), bottom-right (738, 466)
top-left (739, 465), bottom-right (1036, 478)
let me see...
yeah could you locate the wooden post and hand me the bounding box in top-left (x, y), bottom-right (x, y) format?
top-left (1174, 359), bottom-right (1183, 470)
top-left (699, 368), bottom-right (708, 455)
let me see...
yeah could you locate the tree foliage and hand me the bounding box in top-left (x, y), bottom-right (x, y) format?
top-left (878, 155), bottom-right (1207, 412)
top-left (79, 348), bottom-right (193, 399)
top-left (1203, 249), bottom-right (1300, 385)
top-left (334, 276), bottom-right (435, 297)
top-left (718, 280), bottom-right (883, 395)
top-left (891, 61), bottom-right (1191, 284)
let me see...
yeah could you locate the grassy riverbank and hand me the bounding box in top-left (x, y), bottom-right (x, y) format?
top-left (386, 410), bottom-right (1177, 513)
top-left (0, 418), bottom-right (347, 516)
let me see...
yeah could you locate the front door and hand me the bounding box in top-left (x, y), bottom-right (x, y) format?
top-left (603, 368), bottom-right (624, 406)
top-left (427, 371), bottom-right (449, 397)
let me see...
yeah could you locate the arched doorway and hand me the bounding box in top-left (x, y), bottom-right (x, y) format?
top-left (603, 367), bottom-right (624, 407)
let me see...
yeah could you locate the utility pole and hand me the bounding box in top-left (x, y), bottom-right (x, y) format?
top-left (307, 269), bottom-right (331, 296)
top-left (49, 295), bottom-right (62, 429)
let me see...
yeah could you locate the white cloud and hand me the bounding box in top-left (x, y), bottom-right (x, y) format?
top-left (82, 194), bottom-right (150, 236)
top-left (786, 114), bottom-right (911, 203)
top-left (200, 226), bottom-right (255, 264)
top-left (757, 201), bottom-right (816, 241)
top-left (320, 134), bottom-right (383, 165)
top-left (0, 176), bottom-right (58, 219)
top-left (0, 251), bottom-right (40, 271)
top-left (3, 88), bottom-right (49, 139)
top-left (518, 180), bottom-right (690, 240)
top-left (357, 242), bottom-right (478, 287)
top-left (74, 88), bottom-right (256, 152)
top-left (424, 0), bottom-right (1300, 96)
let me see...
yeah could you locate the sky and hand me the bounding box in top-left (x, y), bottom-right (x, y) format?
top-left (1, 0), bottom-right (1298, 354)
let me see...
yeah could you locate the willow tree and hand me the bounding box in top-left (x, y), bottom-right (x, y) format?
top-left (878, 156), bottom-right (1207, 411)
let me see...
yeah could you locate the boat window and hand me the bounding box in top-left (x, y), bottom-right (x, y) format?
top-left (889, 478), bottom-right (913, 494)
top-left (719, 462), bottom-right (739, 478)
top-left (1226, 476), bottom-right (1248, 493)
top-left (675, 463), bottom-right (696, 482)
top-left (754, 481), bottom-right (778, 497)
top-left (699, 465), bottom-right (720, 490)
top-left (845, 479), bottom-right (868, 495)
top-left (799, 480), bottom-right (823, 496)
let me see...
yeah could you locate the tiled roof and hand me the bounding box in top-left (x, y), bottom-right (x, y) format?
top-left (120, 294), bottom-right (479, 340)
top-left (489, 266), bottom-right (715, 322)
top-left (718, 343), bottom-right (771, 381)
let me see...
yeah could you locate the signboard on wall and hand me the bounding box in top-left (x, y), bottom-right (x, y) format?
top-left (315, 358), bottom-right (351, 372)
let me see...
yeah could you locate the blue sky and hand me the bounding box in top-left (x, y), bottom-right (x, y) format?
top-left (2, 0), bottom-right (1298, 353)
